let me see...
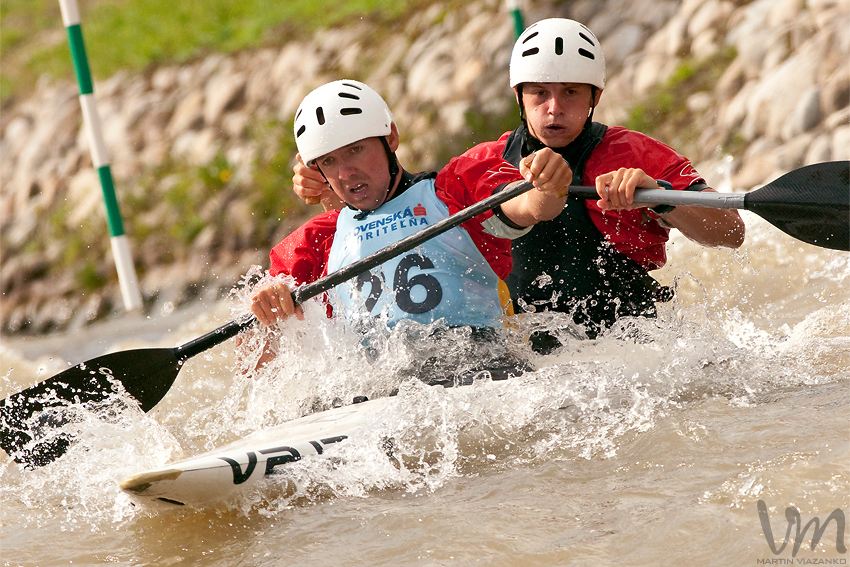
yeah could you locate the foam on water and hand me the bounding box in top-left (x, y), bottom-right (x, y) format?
top-left (3, 304), bottom-right (841, 528)
top-left (1, 221), bottom-right (847, 560)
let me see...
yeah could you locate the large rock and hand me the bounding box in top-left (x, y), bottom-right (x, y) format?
top-left (204, 71), bottom-right (246, 126)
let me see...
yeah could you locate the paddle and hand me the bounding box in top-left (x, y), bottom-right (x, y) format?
top-left (567, 160), bottom-right (849, 251)
top-left (3, 161), bottom-right (846, 467)
top-left (0, 178), bottom-right (538, 468)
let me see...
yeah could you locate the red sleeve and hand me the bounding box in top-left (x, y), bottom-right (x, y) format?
top-left (434, 150), bottom-right (522, 280)
top-left (583, 127), bottom-right (707, 270)
top-left (269, 210), bottom-right (339, 283)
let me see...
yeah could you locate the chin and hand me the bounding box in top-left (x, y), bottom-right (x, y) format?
top-left (540, 132), bottom-right (574, 148)
top-left (348, 198), bottom-right (379, 211)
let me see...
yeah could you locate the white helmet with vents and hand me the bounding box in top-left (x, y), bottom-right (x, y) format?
top-left (509, 18), bottom-right (606, 89)
top-left (294, 80), bottom-right (394, 163)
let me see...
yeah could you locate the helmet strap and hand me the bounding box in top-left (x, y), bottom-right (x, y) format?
top-left (515, 85), bottom-right (527, 125)
top-left (586, 86), bottom-right (598, 125)
top-left (314, 163), bottom-right (330, 183)
top-left (379, 136), bottom-right (401, 198)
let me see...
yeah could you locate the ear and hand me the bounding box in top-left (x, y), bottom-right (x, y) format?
top-left (514, 87), bottom-right (521, 105)
top-left (387, 123), bottom-right (400, 152)
top-left (593, 88), bottom-right (603, 107)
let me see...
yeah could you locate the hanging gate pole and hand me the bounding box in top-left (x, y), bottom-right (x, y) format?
top-left (59, 0), bottom-right (143, 312)
top-left (505, 0), bottom-right (525, 38)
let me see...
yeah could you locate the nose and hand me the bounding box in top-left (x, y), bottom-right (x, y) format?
top-left (546, 95), bottom-right (564, 115)
top-left (337, 158), bottom-right (358, 180)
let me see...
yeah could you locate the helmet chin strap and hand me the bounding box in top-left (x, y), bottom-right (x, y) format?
top-left (516, 85), bottom-right (527, 124)
top-left (379, 136), bottom-right (401, 192)
top-left (587, 86), bottom-right (598, 124)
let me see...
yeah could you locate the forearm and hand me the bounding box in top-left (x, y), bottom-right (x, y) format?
top-left (500, 183), bottom-right (568, 226)
top-left (660, 191), bottom-right (746, 248)
top-left (254, 338), bottom-right (278, 369)
top-left (596, 169), bottom-right (746, 249)
top-left (320, 192), bottom-right (345, 211)
top-left (498, 148), bottom-right (571, 226)
top-left (235, 331), bottom-right (279, 375)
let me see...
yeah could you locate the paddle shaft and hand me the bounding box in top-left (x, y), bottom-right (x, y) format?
top-left (567, 186), bottom-right (745, 208)
top-left (175, 179), bottom-right (538, 359)
top-left (568, 161), bottom-right (849, 251)
top-left (0, 179), bottom-right (536, 466)
top-left (177, 183), bottom-right (751, 359)
top-left (155, 160), bottom-right (850, 361)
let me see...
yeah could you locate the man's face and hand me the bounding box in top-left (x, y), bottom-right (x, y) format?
top-left (519, 82), bottom-right (598, 148)
top-left (315, 137), bottom-right (392, 211)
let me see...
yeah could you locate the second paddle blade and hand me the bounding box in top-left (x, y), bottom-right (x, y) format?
top-left (0, 347), bottom-right (182, 467)
top-left (746, 161), bottom-right (850, 251)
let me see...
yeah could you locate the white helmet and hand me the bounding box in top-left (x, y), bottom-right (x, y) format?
top-left (294, 80), bottom-right (394, 163)
top-left (509, 18), bottom-right (606, 90)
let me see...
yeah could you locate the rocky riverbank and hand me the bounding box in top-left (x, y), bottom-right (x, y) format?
top-left (1, 0), bottom-right (848, 336)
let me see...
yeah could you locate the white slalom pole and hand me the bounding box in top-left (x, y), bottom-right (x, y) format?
top-left (505, 0), bottom-right (525, 38)
top-left (59, 0), bottom-right (143, 312)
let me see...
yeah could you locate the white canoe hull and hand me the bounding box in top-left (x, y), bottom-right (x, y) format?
top-left (120, 396), bottom-right (394, 506)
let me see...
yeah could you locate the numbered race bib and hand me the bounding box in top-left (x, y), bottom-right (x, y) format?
top-left (327, 178), bottom-right (503, 328)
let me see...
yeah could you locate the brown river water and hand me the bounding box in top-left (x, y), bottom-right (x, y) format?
top-left (1, 205), bottom-right (848, 566)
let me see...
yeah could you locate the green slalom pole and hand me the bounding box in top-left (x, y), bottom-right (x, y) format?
top-left (505, 0), bottom-right (525, 38)
top-left (59, 0), bottom-right (143, 312)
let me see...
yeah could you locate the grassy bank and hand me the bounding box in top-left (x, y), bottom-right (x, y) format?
top-left (0, 0), bottom-right (499, 335)
top-left (1, 0), bottom-right (424, 104)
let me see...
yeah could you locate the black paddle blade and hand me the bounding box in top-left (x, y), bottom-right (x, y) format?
top-left (0, 347), bottom-right (182, 467)
top-left (746, 161), bottom-right (849, 251)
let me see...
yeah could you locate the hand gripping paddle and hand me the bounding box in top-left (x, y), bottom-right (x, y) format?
top-left (2, 161), bottom-right (847, 467)
top-left (0, 179), bottom-right (539, 467)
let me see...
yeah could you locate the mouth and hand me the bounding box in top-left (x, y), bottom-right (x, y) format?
top-left (346, 183), bottom-right (368, 196)
top-left (542, 124), bottom-right (566, 133)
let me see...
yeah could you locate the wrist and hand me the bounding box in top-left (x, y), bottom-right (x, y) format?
top-left (649, 179), bottom-right (675, 216)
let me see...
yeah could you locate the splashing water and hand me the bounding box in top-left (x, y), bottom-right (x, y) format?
top-left (1, 225), bottom-right (847, 565)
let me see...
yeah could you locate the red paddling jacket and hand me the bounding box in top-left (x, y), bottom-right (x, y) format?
top-left (463, 123), bottom-right (708, 340)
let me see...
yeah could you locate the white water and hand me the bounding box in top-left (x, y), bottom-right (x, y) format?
top-left (1, 214), bottom-right (848, 566)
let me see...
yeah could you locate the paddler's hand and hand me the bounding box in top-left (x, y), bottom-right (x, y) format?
top-left (501, 149), bottom-right (572, 226)
top-left (519, 148), bottom-right (573, 198)
top-left (293, 153), bottom-right (344, 211)
top-left (595, 167), bottom-right (659, 211)
top-left (250, 282), bottom-right (304, 327)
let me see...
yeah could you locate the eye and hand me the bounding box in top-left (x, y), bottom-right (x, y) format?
top-left (320, 155), bottom-right (335, 167)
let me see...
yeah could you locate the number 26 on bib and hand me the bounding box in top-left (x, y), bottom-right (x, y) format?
top-left (354, 253), bottom-right (443, 315)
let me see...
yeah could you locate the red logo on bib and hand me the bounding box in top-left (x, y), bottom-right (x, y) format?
top-left (413, 203), bottom-right (427, 216)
